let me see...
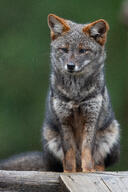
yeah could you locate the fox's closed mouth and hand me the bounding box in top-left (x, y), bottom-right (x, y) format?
top-left (67, 69), bottom-right (74, 73)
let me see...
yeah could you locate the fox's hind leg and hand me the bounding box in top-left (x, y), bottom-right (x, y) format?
top-left (42, 123), bottom-right (64, 171)
top-left (93, 120), bottom-right (120, 169)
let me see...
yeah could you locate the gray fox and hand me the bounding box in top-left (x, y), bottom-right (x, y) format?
top-left (0, 14), bottom-right (120, 172)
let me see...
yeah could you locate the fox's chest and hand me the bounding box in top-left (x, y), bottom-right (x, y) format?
top-left (53, 97), bottom-right (86, 143)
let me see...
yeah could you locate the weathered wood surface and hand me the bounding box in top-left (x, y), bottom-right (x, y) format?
top-left (0, 170), bottom-right (128, 192)
top-left (60, 172), bottom-right (128, 192)
top-left (0, 171), bottom-right (60, 192)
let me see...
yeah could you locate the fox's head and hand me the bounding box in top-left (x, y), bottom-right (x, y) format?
top-left (48, 14), bottom-right (109, 75)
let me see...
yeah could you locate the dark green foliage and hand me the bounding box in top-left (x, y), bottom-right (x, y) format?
top-left (0, 0), bottom-right (127, 171)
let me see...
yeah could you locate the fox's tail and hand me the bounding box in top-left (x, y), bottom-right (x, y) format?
top-left (0, 151), bottom-right (46, 171)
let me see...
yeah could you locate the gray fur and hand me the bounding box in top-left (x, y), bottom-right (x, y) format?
top-left (42, 15), bottom-right (120, 171)
top-left (0, 152), bottom-right (45, 171)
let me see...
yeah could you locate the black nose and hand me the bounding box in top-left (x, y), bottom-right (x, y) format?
top-left (67, 62), bottom-right (75, 71)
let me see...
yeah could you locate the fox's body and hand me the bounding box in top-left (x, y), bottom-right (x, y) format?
top-left (42, 14), bottom-right (120, 172)
top-left (0, 14), bottom-right (120, 172)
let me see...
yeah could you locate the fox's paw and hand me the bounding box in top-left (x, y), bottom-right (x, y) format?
top-left (64, 169), bottom-right (76, 173)
top-left (95, 165), bottom-right (104, 171)
top-left (82, 168), bottom-right (96, 173)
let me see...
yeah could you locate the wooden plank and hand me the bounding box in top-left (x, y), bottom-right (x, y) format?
top-left (84, 171), bottom-right (128, 177)
top-left (60, 175), bottom-right (110, 192)
top-left (0, 170), bottom-right (60, 192)
top-left (60, 173), bottom-right (128, 192)
top-left (61, 171), bottom-right (128, 177)
top-left (93, 172), bottom-right (128, 177)
top-left (120, 177), bottom-right (128, 190)
top-left (101, 175), bottom-right (128, 192)
top-left (0, 170), bottom-right (128, 192)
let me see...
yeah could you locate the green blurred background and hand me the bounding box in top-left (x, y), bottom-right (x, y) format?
top-left (0, 0), bottom-right (127, 171)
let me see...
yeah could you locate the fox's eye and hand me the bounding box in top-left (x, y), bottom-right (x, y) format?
top-left (59, 48), bottom-right (68, 53)
top-left (79, 48), bottom-right (87, 54)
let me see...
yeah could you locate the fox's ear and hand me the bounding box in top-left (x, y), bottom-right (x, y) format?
top-left (83, 19), bottom-right (109, 46)
top-left (48, 14), bottom-right (70, 40)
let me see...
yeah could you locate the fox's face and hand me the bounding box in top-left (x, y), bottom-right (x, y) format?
top-left (48, 14), bottom-right (109, 75)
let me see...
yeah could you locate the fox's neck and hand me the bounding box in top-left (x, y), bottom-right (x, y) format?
top-left (51, 66), bottom-right (105, 102)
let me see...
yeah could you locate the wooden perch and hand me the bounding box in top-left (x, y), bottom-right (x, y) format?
top-left (0, 170), bottom-right (128, 192)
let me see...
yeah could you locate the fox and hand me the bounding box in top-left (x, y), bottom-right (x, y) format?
top-left (0, 14), bottom-right (120, 172)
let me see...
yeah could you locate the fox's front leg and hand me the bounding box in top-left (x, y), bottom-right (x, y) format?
top-left (61, 124), bottom-right (76, 172)
top-left (81, 126), bottom-right (95, 172)
top-left (52, 97), bottom-right (76, 172)
top-left (81, 95), bottom-right (102, 172)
